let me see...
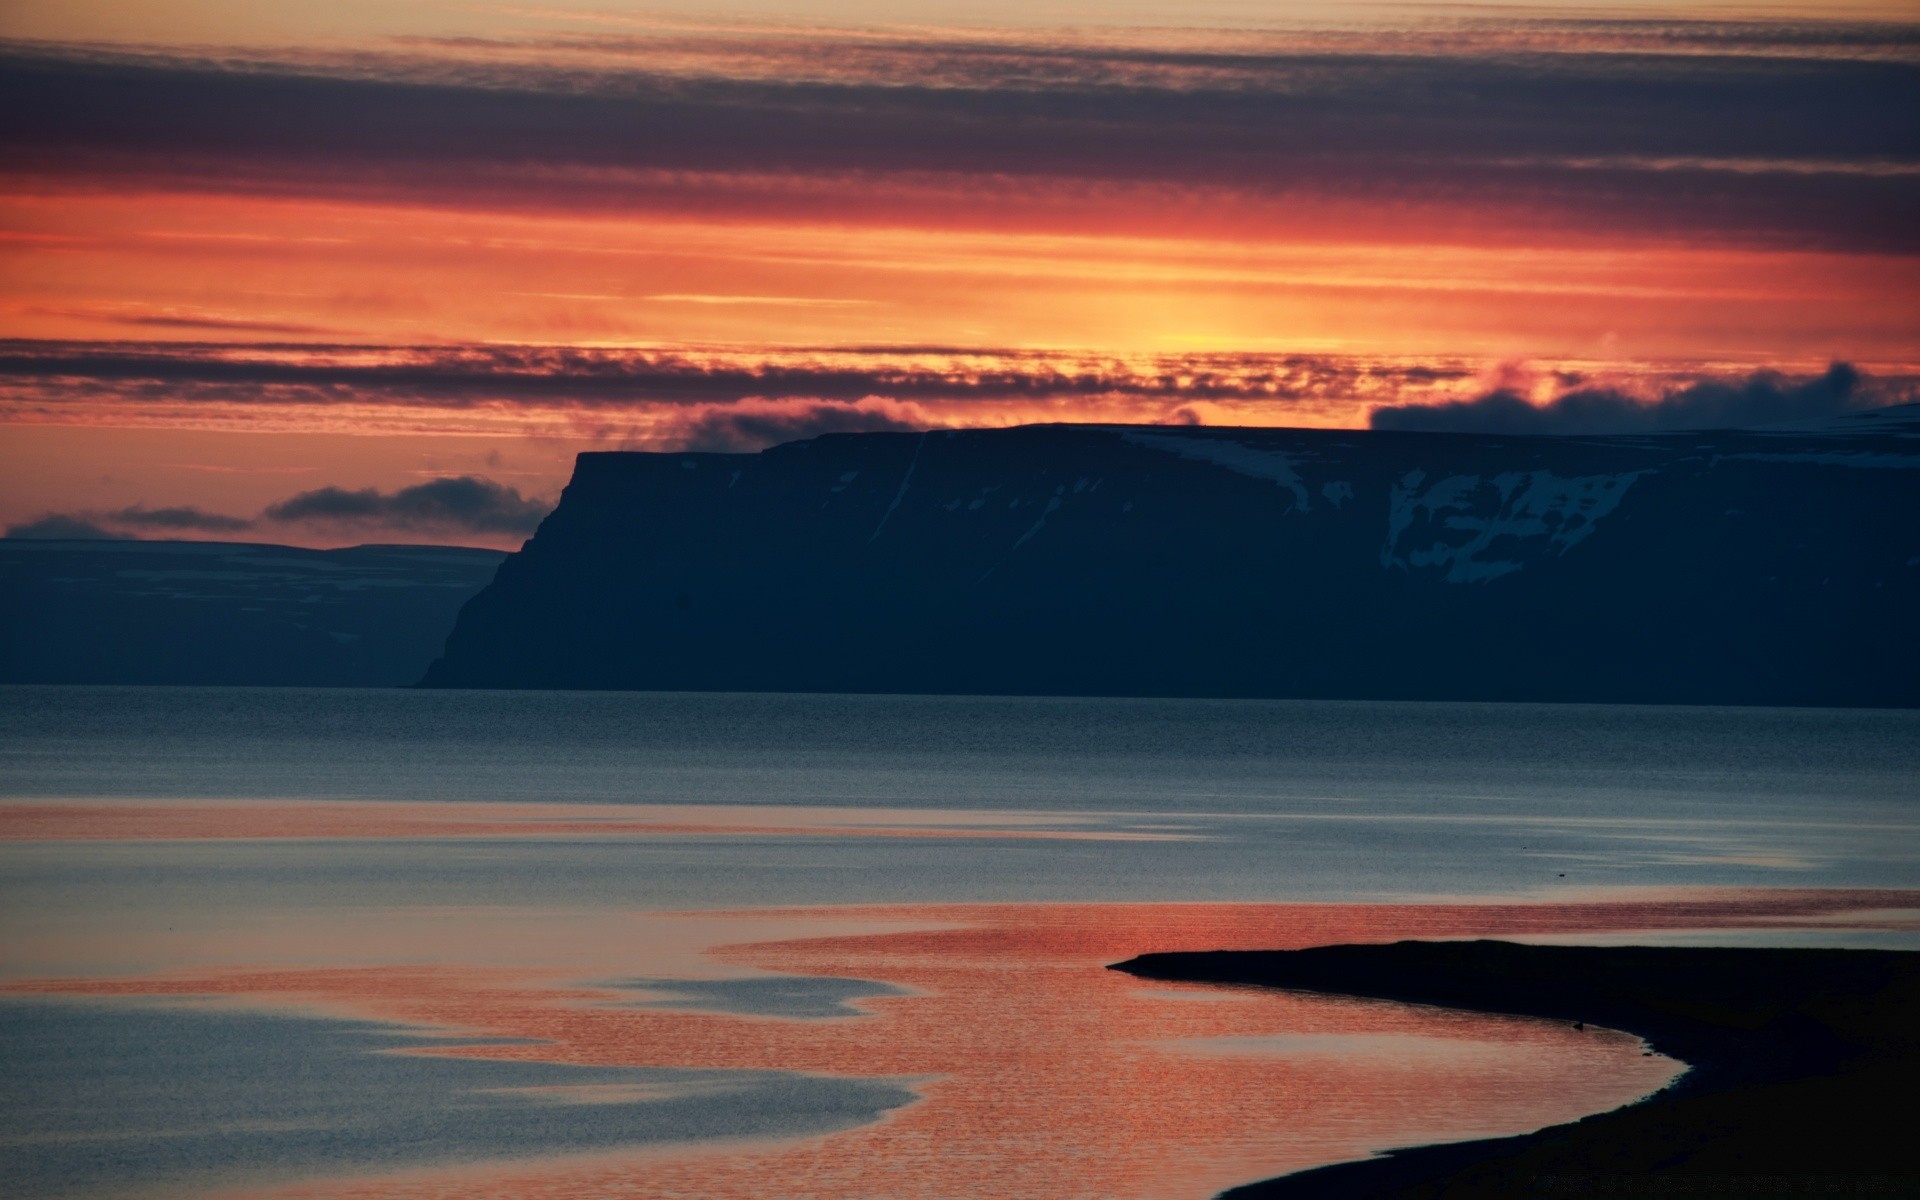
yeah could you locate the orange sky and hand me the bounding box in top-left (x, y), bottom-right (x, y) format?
top-left (2, 2), bottom-right (1916, 544)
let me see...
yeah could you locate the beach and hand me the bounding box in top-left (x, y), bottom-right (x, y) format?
top-left (1117, 941), bottom-right (1920, 1198)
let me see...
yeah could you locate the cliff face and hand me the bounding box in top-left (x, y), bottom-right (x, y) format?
top-left (422, 411), bottom-right (1920, 704)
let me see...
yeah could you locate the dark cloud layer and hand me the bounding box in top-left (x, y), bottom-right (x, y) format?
top-left (6, 340), bottom-right (1913, 441)
top-left (2, 28), bottom-right (1914, 250)
top-left (7, 36), bottom-right (1910, 170)
top-left (1369, 363), bottom-right (1871, 435)
top-left (0, 340), bottom-right (1390, 408)
top-left (262, 476), bottom-right (551, 535)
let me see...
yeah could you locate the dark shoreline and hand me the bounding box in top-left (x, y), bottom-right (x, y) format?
top-left (1111, 941), bottom-right (1920, 1199)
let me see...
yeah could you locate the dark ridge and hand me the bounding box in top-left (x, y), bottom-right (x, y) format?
top-left (0, 539), bottom-right (505, 686)
top-left (1111, 941), bottom-right (1920, 1198)
top-left (423, 413), bottom-right (1920, 704)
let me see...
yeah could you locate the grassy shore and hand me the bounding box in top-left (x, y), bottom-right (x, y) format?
top-left (1112, 941), bottom-right (1920, 1199)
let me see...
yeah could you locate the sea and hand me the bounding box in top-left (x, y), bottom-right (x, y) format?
top-left (2, 686), bottom-right (1916, 1199)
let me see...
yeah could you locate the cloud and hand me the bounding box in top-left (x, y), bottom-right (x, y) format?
top-left (1368, 363), bottom-right (1877, 435)
top-left (25, 306), bottom-right (338, 335)
top-left (98, 314), bottom-right (338, 335)
top-left (0, 339), bottom-right (1417, 416)
top-left (7, 478), bottom-right (548, 544)
top-left (262, 476), bottom-right (551, 535)
top-left (107, 504), bottom-right (254, 532)
top-left (2, 29), bottom-right (1914, 252)
top-left (4, 514), bottom-right (117, 540)
top-left (7, 339), bottom-right (1913, 442)
top-left (668, 398), bottom-right (930, 452)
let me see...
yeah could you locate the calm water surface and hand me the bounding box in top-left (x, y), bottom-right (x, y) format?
top-left (2, 687), bottom-right (1915, 1198)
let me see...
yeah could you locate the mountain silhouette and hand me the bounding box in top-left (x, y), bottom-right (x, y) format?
top-left (423, 408), bottom-right (1920, 705)
top-left (2, 540), bottom-right (504, 686)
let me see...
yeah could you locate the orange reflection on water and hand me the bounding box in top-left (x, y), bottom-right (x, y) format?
top-left (14, 891), bottom-right (1914, 1199)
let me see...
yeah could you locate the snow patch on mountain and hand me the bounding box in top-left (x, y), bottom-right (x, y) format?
top-left (1383, 469), bottom-right (1645, 584)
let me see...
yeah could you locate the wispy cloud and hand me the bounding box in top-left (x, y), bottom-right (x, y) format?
top-left (17, 304), bottom-right (343, 336)
top-left (640, 295), bottom-right (876, 308)
top-left (165, 463), bottom-right (320, 474)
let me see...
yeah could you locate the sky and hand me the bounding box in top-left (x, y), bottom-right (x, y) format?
top-left (1, 1), bottom-right (1916, 547)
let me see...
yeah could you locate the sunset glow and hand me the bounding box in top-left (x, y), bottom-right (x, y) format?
top-left (2, 1), bottom-right (1915, 543)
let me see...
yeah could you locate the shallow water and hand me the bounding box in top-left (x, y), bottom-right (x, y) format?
top-left (1, 687), bottom-right (1915, 1198)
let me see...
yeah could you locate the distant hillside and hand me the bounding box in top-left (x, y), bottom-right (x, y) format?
top-left (423, 408), bottom-right (1920, 705)
top-left (1, 540), bottom-right (504, 686)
